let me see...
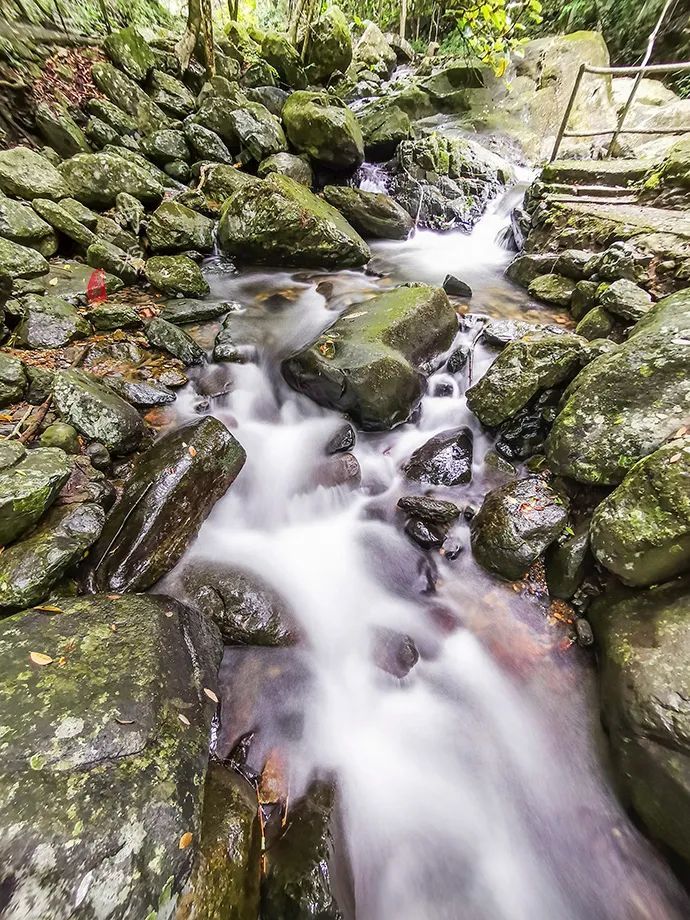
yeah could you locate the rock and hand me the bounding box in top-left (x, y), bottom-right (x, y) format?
top-left (227, 102), bottom-right (287, 162)
top-left (443, 274), bottom-right (472, 297)
top-left (87, 97), bottom-right (138, 136)
top-left (570, 279), bottom-right (600, 320)
top-left (403, 427), bottom-right (473, 486)
top-left (322, 185), bottom-right (413, 240)
top-left (85, 441), bottom-right (110, 470)
top-left (184, 123), bottom-right (235, 164)
top-left (15, 294), bottom-right (92, 349)
top-left (86, 418), bottom-right (245, 592)
top-left (598, 278), bottom-right (653, 321)
top-left (261, 31), bottom-right (307, 88)
top-left (115, 191), bottom-right (146, 234)
top-left (315, 452), bottom-right (361, 488)
top-left (257, 152), bottom-right (313, 187)
top-left (147, 202), bottom-right (215, 254)
top-left (506, 253), bottom-right (558, 288)
top-left (304, 5), bottom-right (352, 83)
top-left (0, 353), bottom-right (26, 408)
top-left (0, 147), bottom-right (70, 201)
top-left (325, 423), bottom-right (355, 454)
top-left (0, 593), bottom-right (221, 918)
top-left (59, 152), bottom-right (164, 208)
top-left (86, 304), bottom-right (142, 331)
top-left (0, 196), bottom-right (58, 257)
top-left (283, 283), bottom-right (456, 430)
top-left (471, 477), bottom-right (569, 580)
top-left (353, 21), bottom-right (397, 78)
top-left (575, 306), bottom-right (617, 340)
top-left (149, 69), bottom-right (196, 119)
top-left (103, 144), bottom-right (181, 193)
top-left (145, 255), bottom-right (210, 297)
top-left (35, 102), bottom-right (90, 159)
top-left (85, 241), bottom-right (140, 285)
top-left (218, 173), bottom-right (370, 269)
top-left (447, 345), bottom-right (469, 373)
top-left (553, 249), bottom-right (593, 281)
top-left (546, 288), bottom-right (690, 484)
top-left (545, 518), bottom-right (592, 599)
top-left (25, 365), bottom-right (54, 404)
top-left (85, 115), bottom-right (119, 149)
top-left (241, 60), bottom-right (280, 89)
top-left (528, 273), bottom-right (576, 307)
top-left (104, 26), bottom-right (154, 81)
top-left (161, 298), bottom-right (235, 325)
top-left (590, 578), bottom-right (690, 867)
top-left (92, 62), bottom-right (169, 134)
top-left (53, 369), bottom-right (147, 455)
top-left (0, 503), bottom-right (104, 612)
top-left (397, 495), bottom-right (460, 527)
top-left (494, 388), bottom-right (562, 461)
top-left (357, 100), bottom-right (411, 159)
top-left (31, 197), bottom-right (96, 249)
top-left (146, 317), bottom-right (206, 365)
top-left (590, 439), bottom-right (690, 587)
top-left (406, 511), bottom-right (445, 549)
top-left (106, 375), bottom-right (175, 407)
top-left (197, 163), bottom-right (259, 213)
top-left (180, 560), bottom-right (293, 645)
top-left (39, 422), bottom-right (80, 453)
top-left (0, 440), bottom-right (25, 471)
top-left (0, 447), bottom-right (72, 546)
top-left (190, 92), bottom-right (247, 147)
top-left (282, 91), bottom-right (364, 171)
top-left (466, 332), bottom-right (589, 427)
top-left (245, 85), bottom-right (289, 116)
top-left (140, 129), bottom-right (191, 165)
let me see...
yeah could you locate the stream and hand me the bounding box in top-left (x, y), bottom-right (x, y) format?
top-left (165, 187), bottom-right (689, 919)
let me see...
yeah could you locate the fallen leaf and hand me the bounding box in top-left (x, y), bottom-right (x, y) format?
top-left (33, 604), bottom-right (63, 613)
top-left (164, 610), bottom-right (175, 618)
top-left (670, 452), bottom-right (682, 462)
top-left (179, 832), bottom-right (193, 849)
top-left (203, 688), bottom-right (219, 704)
top-left (188, 445), bottom-right (197, 457)
top-left (29, 652), bottom-right (53, 666)
top-left (48, 278), bottom-right (58, 286)
top-left (178, 713), bottom-right (190, 726)
top-left (107, 594), bottom-right (121, 600)
top-left (114, 716), bottom-right (135, 725)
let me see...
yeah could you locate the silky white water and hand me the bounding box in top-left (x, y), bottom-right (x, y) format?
top-left (169, 191), bottom-right (689, 919)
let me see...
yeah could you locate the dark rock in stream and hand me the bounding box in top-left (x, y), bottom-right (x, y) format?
top-left (325, 423), bottom-right (356, 455)
top-left (545, 518), bottom-right (593, 600)
top-left (0, 593), bottom-right (222, 920)
top-left (443, 274), bottom-right (473, 298)
top-left (446, 345), bottom-right (469, 374)
top-left (314, 452), bottom-right (361, 488)
top-left (403, 427), bottom-right (473, 486)
top-left (495, 388), bottom-right (563, 461)
top-left (373, 627), bottom-right (419, 677)
top-left (161, 298), bottom-right (239, 325)
top-left (86, 417), bottom-right (246, 593)
top-left (405, 517), bottom-right (445, 549)
top-left (146, 317), bottom-right (206, 365)
top-left (397, 495), bottom-right (461, 528)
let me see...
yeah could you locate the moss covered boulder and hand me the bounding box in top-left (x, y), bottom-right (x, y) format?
top-left (145, 317), bottom-right (206, 365)
top-left (282, 91), bottom-right (364, 171)
top-left (528, 273), bottom-right (576, 307)
top-left (146, 202), bottom-right (215, 254)
top-left (590, 578), bottom-right (690, 867)
top-left (257, 152), bottom-right (313, 187)
top-left (145, 255), bottom-right (209, 297)
top-left (353, 21), bottom-right (397, 78)
top-left (466, 331), bottom-right (589, 428)
top-left (322, 185), bottom-right (413, 240)
top-left (546, 288), bottom-right (690, 484)
top-left (87, 240), bottom-right (141, 285)
top-left (35, 102), bottom-right (90, 159)
top-left (590, 439), bottom-right (690, 587)
top-left (304, 5), bottom-right (352, 83)
top-left (0, 447), bottom-right (72, 546)
top-left (261, 32), bottom-right (307, 88)
top-left (283, 283), bottom-right (457, 429)
top-left (59, 153), bottom-right (164, 208)
top-left (0, 147), bottom-right (71, 201)
top-left (184, 123), bottom-right (234, 164)
top-left (0, 593), bottom-right (222, 918)
top-left (0, 196), bottom-right (58, 257)
top-left (197, 163), bottom-right (259, 213)
top-left (104, 26), bottom-right (155, 81)
top-left (148, 70), bottom-right (196, 119)
top-left (218, 173), bottom-right (369, 268)
top-left (32, 198), bottom-right (96, 249)
top-left (15, 294), bottom-right (92, 349)
top-left (53, 369), bottom-right (147, 455)
top-left (140, 129), bottom-right (191, 166)
top-left (598, 278), bottom-right (653, 322)
top-left (470, 477), bottom-right (569, 580)
top-left (92, 62), bottom-right (169, 134)
top-left (86, 417), bottom-right (245, 593)
top-left (0, 237), bottom-right (50, 281)
top-left (227, 102), bottom-right (287, 162)
top-left (357, 100), bottom-right (411, 159)
top-left (0, 353), bottom-right (27, 408)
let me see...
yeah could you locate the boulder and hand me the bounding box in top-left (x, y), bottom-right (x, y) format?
top-left (140, 129), bottom-right (191, 165)
top-left (0, 593), bottom-right (222, 919)
top-left (353, 21), bottom-right (397, 78)
top-left (466, 331), bottom-right (589, 427)
top-left (179, 560), bottom-right (294, 645)
top-left (240, 60), bottom-right (280, 89)
top-left (545, 518), bottom-right (592, 599)
top-left (283, 283), bottom-right (457, 429)
top-left (0, 503), bottom-right (104, 612)
top-left (443, 275), bottom-right (472, 297)
top-left (227, 102), bottom-right (287, 162)
top-left (85, 304), bottom-right (141, 331)
top-left (471, 477), bottom-right (569, 580)
top-left (190, 91), bottom-right (248, 146)
top-left (104, 26), bottom-right (154, 81)
top-left (282, 91), bottom-right (364, 171)
top-left (218, 173), bottom-right (370, 268)
top-left (92, 62), bottom-right (169, 134)
top-left (0, 147), bottom-right (71, 201)
top-left (0, 447), bottom-right (72, 546)
top-left (87, 240), bottom-right (141, 285)
top-left (39, 422), bottom-right (80, 453)
top-left (161, 299), bottom-right (235, 325)
top-left (85, 115), bottom-right (118, 149)
top-left (103, 144), bottom-right (181, 192)
top-left (184, 123), bottom-right (235, 164)
top-left (146, 317), bottom-right (206, 365)
top-left (31, 198), bottom-right (95, 249)
top-left (357, 100), bottom-right (411, 159)
top-left (86, 417), bottom-right (245, 592)
top-left (245, 85), bottom-right (289, 116)
top-left (598, 278), bottom-right (653, 322)
top-left (148, 69), bottom-right (196, 119)
top-left (506, 253), bottom-right (558, 288)
top-left (570, 279), bottom-right (600, 320)
top-left (553, 249), bottom-right (593, 281)
top-left (397, 495), bottom-right (460, 527)
top-left (15, 294), bottom-right (92, 348)
top-left (0, 353), bottom-right (27, 407)
top-left (52, 369), bottom-right (147, 455)
top-left (87, 97), bottom-right (138, 136)
top-left (115, 191), bottom-right (146, 234)
top-left (304, 5), bottom-right (352, 83)
top-left (145, 255), bottom-right (210, 297)
top-left (257, 152), bottom-right (313, 187)
top-left (197, 163), bottom-right (259, 212)
top-left (34, 103), bottom-right (90, 159)
top-left (528, 273), bottom-right (576, 307)
top-left (105, 375), bottom-right (175, 407)
top-left (146, 202), bottom-right (215, 254)
top-left (546, 288), bottom-right (690, 484)
top-left (0, 237), bottom-right (49, 280)
top-left (403, 427), bottom-right (473, 486)
top-left (590, 439), bottom-right (690, 587)
top-left (59, 153), bottom-right (164, 208)
top-left (322, 185), bottom-right (413, 240)
top-left (590, 578), bottom-right (690, 867)
top-left (261, 32), bottom-right (307, 88)
top-left (0, 196), bottom-right (58, 257)
top-left (575, 306), bottom-right (617, 340)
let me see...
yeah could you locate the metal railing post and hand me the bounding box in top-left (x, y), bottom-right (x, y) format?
top-left (550, 63), bottom-right (587, 163)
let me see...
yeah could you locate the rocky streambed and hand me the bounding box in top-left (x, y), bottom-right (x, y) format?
top-left (0, 11), bottom-right (689, 920)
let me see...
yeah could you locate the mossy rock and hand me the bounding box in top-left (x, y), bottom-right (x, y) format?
top-left (104, 26), bottom-right (155, 81)
top-left (140, 129), bottom-right (191, 166)
top-left (575, 305), bottom-right (616, 340)
top-left (261, 31), bottom-right (307, 88)
top-left (85, 417), bottom-right (245, 593)
top-left (35, 102), bottom-right (91, 159)
top-left (570, 279), bottom-right (599, 321)
top-left (39, 422), bottom-right (80, 453)
top-left (59, 153), bottom-right (164, 208)
top-left (0, 353), bottom-right (27, 408)
top-left (15, 294), bottom-right (92, 349)
top-left (146, 317), bottom-right (206, 365)
top-left (31, 198), bottom-right (96, 249)
top-left (353, 21), bottom-right (397, 78)
top-left (197, 164), bottom-right (259, 214)
top-left (87, 97), bottom-right (138, 136)
top-left (598, 278), bottom-right (653, 322)
top-left (506, 253), bottom-right (557, 289)
top-left (0, 196), bottom-right (58, 257)
top-left (184, 123), bottom-right (235, 164)
top-left (92, 62), bottom-right (169, 134)
top-left (0, 446), bottom-right (72, 546)
top-left (304, 5), bottom-right (352, 83)
top-left (87, 240), bottom-right (141, 285)
top-left (322, 185), bottom-right (413, 241)
top-left (257, 152), bottom-right (313, 187)
top-left (357, 100), bottom-right (411, 159)
top-left (0, 147), bottom-right (71, 201)
top-left (146, 202), bottom-right (215, 254)
top-left (145, 255), bottom-right (210, 297)
top-left (545, 518), bottom-right (592, 599)
top-left (282, 91), bottom-right (364, 171)
top-left (528, 273), bottom-right (576, 307)
top-left (226, 102), bottom-right (287, 163)
top-left (149, 69), bottom-right (197, 119)
top-left (0, 237), bottom-right (50, 281)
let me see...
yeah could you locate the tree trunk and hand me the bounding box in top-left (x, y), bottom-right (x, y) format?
top-left (177, 0), bottom-right (214, 78)
top-left (400, 0), bottom-right (407, 40)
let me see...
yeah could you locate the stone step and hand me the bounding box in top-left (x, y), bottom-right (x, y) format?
top-left (547, 183), bottom-right (635, 198)
top-left (550, 193), bottom-right (639, 206)
top-left (541, 158), bottom-right (654, 188)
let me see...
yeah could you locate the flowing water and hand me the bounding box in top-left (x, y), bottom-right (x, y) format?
top-left (165, 189), bottom-right (689, 919)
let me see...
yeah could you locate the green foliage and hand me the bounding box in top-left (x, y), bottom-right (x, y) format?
top-left (443, 0), bottom-right (542, 72)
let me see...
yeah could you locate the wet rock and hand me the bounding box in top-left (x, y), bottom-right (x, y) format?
top-left (575, 306), bottom-right (617, 340)
top-left (161, 298), bottom-right (236, 325)
top-left (322, 185), bottom-right (413, 240)
top-left (553, 249), bottom-right (593, 281)
top-left (146, 317), bottom-right (206, 365)
top-left (15, 294), bottom-right (92, 349)
top-left (180, 560), bottom-right (293, 645)
top-left (506, 253), bottom-right (558, 288)
top-left (357, 100), bottom-right (411, 159)
top-left (546, 288), bottom-right (690, 484)
top-left (212, 315), bottom-right (249, 363)
top-left (258, 152), bottom-right (313, 187)
top-left (31, 198), bottom-right (95, 249)
top-left (545, 518), bottom-right (592, 599)
top-left (145, 254), bottom-right (210, 297)
top-left (0, 196), bottom-right (58, 257)
top-left (495, 387), bottom-right (562, 461)
top-left (85, 304), bottom-right (142, 331)
top-left (314, 451), bottom-right (361, 488)
top-left (0, 440), bottom-right (25, 471)
top-left (0, 503), bottom-right (104, 612)
top-left (227, 102), bottom-right (287, 162)
top-left (59, 152), bottom-right (164, 208)
top-left (218, 173), bottom-right (370, 269)
top-left (86, 240), bottom-right (140, 285)
top-left (149, 69), bottom-right (196, 119)
top-left (261, 31), bottom-right (307, 88)
top-left (325, 423), bottom-right (355, 455)
top-left (184, 123), bottom-right (235, 164)
top-left (106, 375), bottom-right (176, 407)
top-left (528, 273), bottom-right (576, 307)
top-left (0, 593), bottom-right (221, 919)
top-left (0, 446), bottom-right (72, 545)
top-left (283, 283), bottom-right (457, 430)
top-left (115, 191), bottom-right (146, 235)
top-left (403, 427), bottom-right (473, 486)
top-left (0, 353), bottom-right (27, 407)
top-left (470, 477), bottom-right (569, 580)
top-left (140, 128), bottom-right (191, 165)
top-left (574, 618), bottom-right (594, 647)
top-left (39, 422), bottom-right (80, 454)
top-left (0, 236), bottom-right (50, 280)
top-left (598, 278), bottom-right (653, 322)
top-left (467, 331), bottom-right (588, 427)
top-left (85, 441), bottom-right (110, 470)
top-left (53, 369), bottom-right (147, 455)
top-left (241, 60), bottom-right (280, 89)
top-left (35, 102), bottom-right (90, 159)
top-left (590, 439), bottom-right (690, 587)
top-left (304, 5), bottom-right (352, 83)
top-left (590, 578), bottom-right (690, 867)
top-left (373, 627), bottom-right (419, 678)
top-left (0, 146), bottom-right (71, 201)
top-left (446, 345), bottom-right (469, 373)
top-left (282, 91), bottom-right (364, 171)
top-left (482, 319), bottom-right (541, 348)
top-left (405, 516), bottom-right (444, 549)
top-left (443, 274), bottom-right (472, 297)
top-left (92, 61), bottom-right (169, 134)
top-left (146, 202), bottom-right (215, 254)
top-left (87, 417), bottom-right (245, 592)
top-left (246, 85), bottom-right (289, 117)
top-left (104, 25), bottom-right (154, 81)
top-left (85, 115), bottom-right (119, 148)
top-left (353, 21), bottom-right (397, 78)
top-left (190, 91), bottom-right (247, 147)
top-left (397, 495), bottom-right (460, 527)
